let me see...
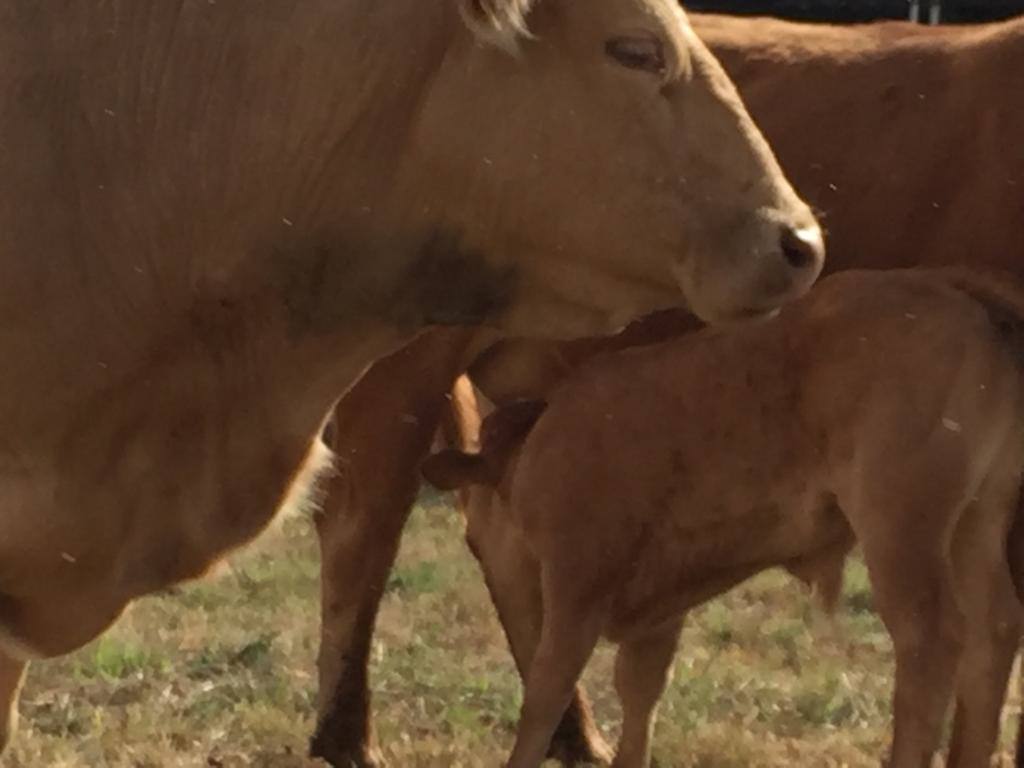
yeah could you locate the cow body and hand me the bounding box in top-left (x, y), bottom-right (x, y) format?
top-left (425, 269), bottom-right (1024, 768)
top-left (0, 0), bottom-right (825, 754)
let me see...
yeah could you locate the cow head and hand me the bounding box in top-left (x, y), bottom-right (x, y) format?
top-left (403, 0), bottom-right (823, 336)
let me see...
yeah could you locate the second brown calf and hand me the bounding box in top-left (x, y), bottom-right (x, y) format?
top-left (423, 268), bottom-right (1024, 768)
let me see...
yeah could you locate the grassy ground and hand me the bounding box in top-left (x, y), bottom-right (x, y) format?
top-left (5, 493), bottom-right (1020, 767)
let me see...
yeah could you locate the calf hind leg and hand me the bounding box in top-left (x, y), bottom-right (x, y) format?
top-left (882, 569), bottom-right (963, 768)
top-left (946, 609), bottom-right (1019, 768)
top-left (855, 505), bottom-right (964, 768)
top-left (311, 474), bottom-right (413, 768)
top-left (946, 468), bottom-right (1024, 768)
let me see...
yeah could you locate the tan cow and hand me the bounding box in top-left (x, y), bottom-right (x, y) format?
top-left (0, 0), bottom-right (823, 753)
top-left (424, 268), bottom-right (1024, 768)
top-left (312, 12), bottom-right (1024, 765)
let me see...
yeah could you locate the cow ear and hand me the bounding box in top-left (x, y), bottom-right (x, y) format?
top-left (421, 449), bottom-right (490, 491)
top-left (457, 0), bottom-right (533, 52)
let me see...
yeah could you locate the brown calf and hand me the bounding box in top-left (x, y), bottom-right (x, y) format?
top-left (424, 269), bottom-right (1024, 768)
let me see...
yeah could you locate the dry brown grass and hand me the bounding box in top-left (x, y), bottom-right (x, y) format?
top-left (5, 493), bottom-right (1021, 767)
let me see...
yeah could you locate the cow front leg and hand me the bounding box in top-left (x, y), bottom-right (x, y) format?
top-left (310, 489), bottom-right (412, 768)
top-left (309, 328), bottom-right (476, 767)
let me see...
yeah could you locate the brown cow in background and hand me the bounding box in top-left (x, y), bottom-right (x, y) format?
top-left (311, 13), bottom-right (1024, 766)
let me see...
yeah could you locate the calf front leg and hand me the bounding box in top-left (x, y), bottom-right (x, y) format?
top-left (946, 612), bottom-right (1019, 768)
top-left (507, 580), bottom-right (608, 768)
top-left (462, 485), bottom-right (613, 766)
top-left (856, 514), bottom-right (963, 768)
top-left (884, 579), bottom-right (962, 768)
top-left (310, 328), bottom-right (475, 767)
top-left (311, 485), bottom-right (414, 768)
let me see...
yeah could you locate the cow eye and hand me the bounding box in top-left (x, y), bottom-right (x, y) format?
top-left (605, 36), bottom-right (666, 75)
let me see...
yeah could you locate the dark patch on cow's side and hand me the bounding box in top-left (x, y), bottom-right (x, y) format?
top-left (268, 228), bottom-right (515, 339)
top-left (270, 236), bottom-right (392, 339)
top-left (388, 229), bottom-right (516, 328)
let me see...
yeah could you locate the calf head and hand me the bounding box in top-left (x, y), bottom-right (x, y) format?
top-left (421, 399), bottom-right (547, 492)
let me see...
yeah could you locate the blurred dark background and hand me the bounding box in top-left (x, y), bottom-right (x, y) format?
top-left (684, 0), bottom-right (1024, 23)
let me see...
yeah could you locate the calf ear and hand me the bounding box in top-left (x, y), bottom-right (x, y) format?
top-left (421, 449), bottom-right (489, 491)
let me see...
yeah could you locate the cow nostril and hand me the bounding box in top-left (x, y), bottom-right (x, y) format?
top-left (779, 225), bottom-right (821, 270)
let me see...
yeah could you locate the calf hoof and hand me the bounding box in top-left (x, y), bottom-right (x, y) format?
top-left (309, 729), bottom-right (384, 768)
